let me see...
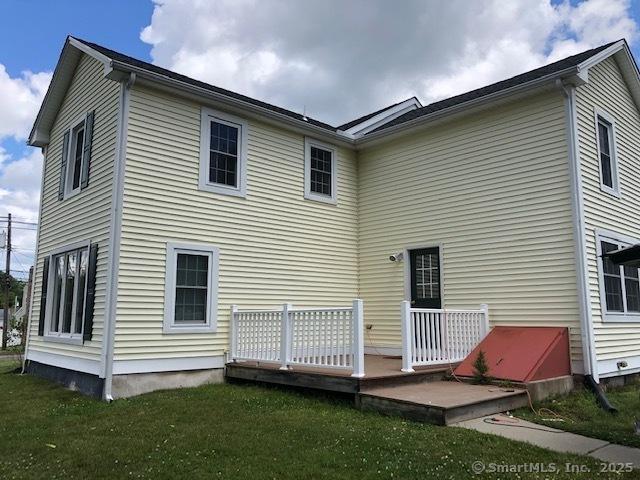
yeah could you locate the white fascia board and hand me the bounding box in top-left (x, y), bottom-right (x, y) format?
top-left (575, 40), bottom-right (626, 81)
top-left (109, 62), bottom-right (357, 148)
top-left (28, 38), bottom-right (115, 147)
top-left (355, 67), bottom-right (580, 148)
top-left (576, 40), bottom-right (640, 121)
top-left (345, 97), bottom-right (423, 136)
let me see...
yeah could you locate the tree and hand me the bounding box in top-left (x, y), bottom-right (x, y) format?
top-left (0, 272), bottom-right (24, 309)
top-left (472, 350), bottom-right (491, 384)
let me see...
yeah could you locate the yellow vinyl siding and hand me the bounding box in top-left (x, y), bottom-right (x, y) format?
top-left (115, 84), bottom-right (358, 361)
top-left (576, 57), bottom-right (640, 364)
top-left (27, 53), bottom-right (119, 362)
top-left (358, 90), bottom-right (584, 364)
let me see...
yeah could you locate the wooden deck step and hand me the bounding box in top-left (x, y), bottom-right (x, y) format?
top-left (357, 381), bottom-right (529, 425)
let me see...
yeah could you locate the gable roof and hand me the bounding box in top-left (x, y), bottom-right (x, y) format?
top-left (73, 38), bottom-right (338, 133)
top-left (337, 97), bottom-right (420, 131)
top-left (29, 37), bottom-right (639, 148)
top-left (366, 41), bottom-right (619, 135)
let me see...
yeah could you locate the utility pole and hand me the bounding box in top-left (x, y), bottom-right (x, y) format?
top-left (2, 213), bottom-right (11, 350)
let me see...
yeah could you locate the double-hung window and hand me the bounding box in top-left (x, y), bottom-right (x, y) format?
top-left (598, 231), bottom-right (640, 322)
top-left (44, 241), bottom-right (96, 343)
top-left (304, 138), bottom-right (337, 204)
top-left (164, 242), bottom-right (219, 333)
top-left (594, 109), bottom-right (619, 196)
top-left (199, 108), bottom-right (247, 197)
top-left (60, 111), bottom-right (94, 200)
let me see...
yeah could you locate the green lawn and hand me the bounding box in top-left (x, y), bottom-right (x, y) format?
top-left (517, 382), bottom-right (640, 448)
top-left (0, 360), bottom-right (635, 479)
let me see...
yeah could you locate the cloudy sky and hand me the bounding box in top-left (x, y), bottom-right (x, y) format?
top-left (1, 0), bottom-right (639, 277)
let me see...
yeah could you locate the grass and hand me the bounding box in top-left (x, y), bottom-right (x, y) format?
top-left (517, 382), bottom-right (640, 448)
top-left (0, 360), bottom-right (636, 479)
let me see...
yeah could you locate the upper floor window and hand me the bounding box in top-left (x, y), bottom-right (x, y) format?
top-left (597, 231), bottom-right (640, 322)
top-left (304, 138), bottom-right (337, 204)
top-left (163, 242), bottom-right (219, 333)
top-left (199, 107), bottom-right (247, 197)
top-left (59, 111), bottom-right (94, 200)
top-left (594, 108), bottom-right (619, 197)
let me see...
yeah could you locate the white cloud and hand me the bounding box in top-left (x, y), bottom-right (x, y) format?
top-left (0, 148), bottom-right (42, 276)
top-left (140, 0), bottom-right (638, 125)
top-left (0, 65), bottom-right (51, 141)
top-left (0, 63), bottom-right (50, 275)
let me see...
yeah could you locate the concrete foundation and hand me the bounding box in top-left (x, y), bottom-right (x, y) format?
top-left (521, 375), bottom-right (575, 402)
top-left (111, 368), bottom-right (224, 398)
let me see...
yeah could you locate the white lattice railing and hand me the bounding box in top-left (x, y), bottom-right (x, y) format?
top-left (230, 300), bottom-right (364, 377)
top-left (401, 302), bottom-right (490, 372)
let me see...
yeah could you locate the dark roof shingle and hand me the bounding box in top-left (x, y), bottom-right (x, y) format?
top-left (73, 37), bottom-right (338, 132)
top-left (366, 41), bottom-right (618, 135)
top-left (73, 37), bottom-right (619, 138)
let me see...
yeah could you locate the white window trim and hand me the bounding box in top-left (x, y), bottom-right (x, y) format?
top-left (163, 241), bottom-right (219, 334)
top-left (593, 107), bottom-right (620, 198)
top-left (595, 228), bottom-right (640, 323)
top-left (304, 137), bottom-right (337, 205)
top-left (198, 107), bottom-right (247, 198)
top-left (63, 113), bottom-right (88, 200)
top-left (44, 240), bottom-right (91, 345)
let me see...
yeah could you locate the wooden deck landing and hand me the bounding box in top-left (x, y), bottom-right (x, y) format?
top-left (225, 355), bottom-right (451, 393)
top-left (225, 355), bottom-right (529, 425)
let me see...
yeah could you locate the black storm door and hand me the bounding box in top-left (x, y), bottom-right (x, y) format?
top-left (409, 247), bottom-right (441, 308)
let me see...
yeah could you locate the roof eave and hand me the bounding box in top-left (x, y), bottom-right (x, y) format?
top-left (28, 37), bottom-right (114, 147)
top-left (355, 66), bottom-right (581, 148)
top-left (108, 61), bottom-right (356, 147)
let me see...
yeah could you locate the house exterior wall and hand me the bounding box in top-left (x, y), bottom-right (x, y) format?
top-left (575, 57), bottom-right (640, 378)
top-left (26, 53), bottom-right (120, 373)
top-left (357, 89), bottom-right (585, 367)
top-left (113, 84), bottom-right (358, 367)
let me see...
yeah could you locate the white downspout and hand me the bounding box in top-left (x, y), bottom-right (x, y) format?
top-left (102, 72), bottom-right (135, 401)
top-left (559, 79), bottom-right (599, 381)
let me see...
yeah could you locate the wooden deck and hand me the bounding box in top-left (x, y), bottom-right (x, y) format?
top-left (225, 354), bottom-right (529, 425)
top-left (225, 355), bottom-right (452, 393)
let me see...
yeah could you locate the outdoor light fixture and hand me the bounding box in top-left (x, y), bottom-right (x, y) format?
top-left (389, 252), bottom-right (404, 262)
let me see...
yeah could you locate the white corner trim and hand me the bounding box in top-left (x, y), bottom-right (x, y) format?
top-left (102, 73), bottom-right (135, 399)
top-left (344, 97), bottom-right (423, 136)
top-left (112, 355), bottom-right (225, 375)
top-left (163, 241), bottom-right (220, 334)
top-left (593, 107), bottom-right (621, 197)
top-left (198, 107), bottom-right (248, 198)
top-left (303, 137), bottom-right (338, 204)
top-left (598, 353), bottom-right (640, 378)
top-left (26, 349), bottom-right (102, 376)
top-left (22, 145), bottom-right (48, 373)
top-left (561, 82), bottom-right (598, 381)
top-left (594, 228), bottom-right (640, 323)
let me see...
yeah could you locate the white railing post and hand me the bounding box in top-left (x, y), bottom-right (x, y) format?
top-left (280, 303), bottom-right (292, 370)
top-left (230, 305), bottom-right (238, 362)
top-left (351, 299), bottom-right (365, 378)
top-left (401, 300), bottom-right (415, 372)
top-left (480, 303), bottom-right (490, 338)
